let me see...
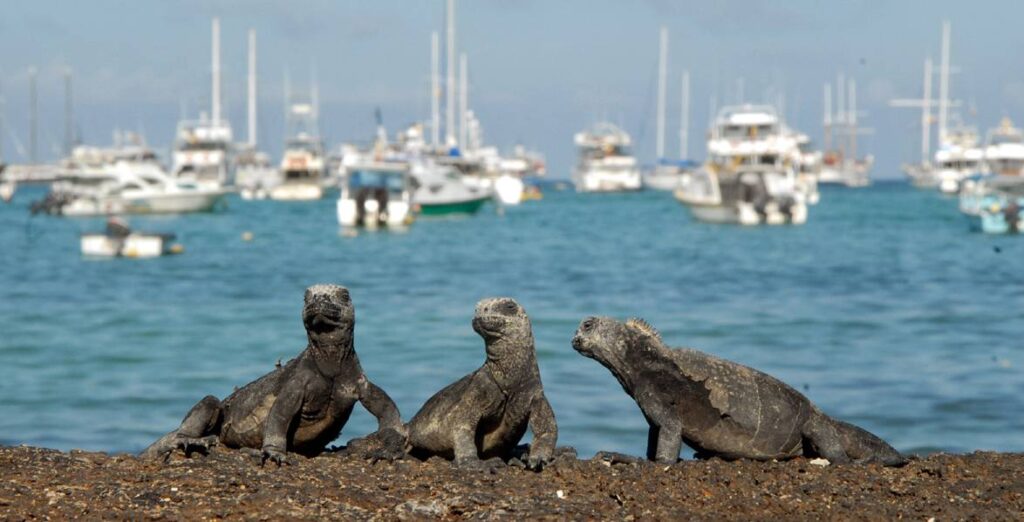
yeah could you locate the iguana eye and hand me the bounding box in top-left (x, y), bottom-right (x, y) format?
top-left (502, 301), bottom-right (517, 313)
top-left (582, 318), bottom-right (596, 331)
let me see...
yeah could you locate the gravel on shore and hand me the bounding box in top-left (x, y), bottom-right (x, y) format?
top-left (1, 445), bottom-right (1022, 519)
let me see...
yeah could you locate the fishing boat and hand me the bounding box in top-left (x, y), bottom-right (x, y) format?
top-left (271, 132), bottom-right (325, 201)
top-left (572, 123), bottom-right (642, 193)
top-left (959, 175), bottom-right (1024, 234)
top-left (337, 157), bottom-right (414, 228)
top-left (172, 19), bottom-right (234, 191)
top-left (674, 105), bottom-right (808, 226)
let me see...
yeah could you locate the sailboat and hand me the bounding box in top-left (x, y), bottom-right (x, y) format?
top-left (643, 27), bottom-right (696, 191)
top-left (235, 29), bottom-right (279, 200)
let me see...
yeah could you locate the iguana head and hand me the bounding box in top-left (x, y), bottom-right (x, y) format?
top-left (303, 284), bottom-right (355, 351)
top-left (572, 316), bottom-right (663, 370)
top-left (472, 297), bottom-right (532, 349)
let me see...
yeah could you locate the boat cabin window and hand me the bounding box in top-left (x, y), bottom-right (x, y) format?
top-left (285, 170), bottom-right (318, 181)
top-left (286, 140), bottom-right (322, 154)
top-left (349, 171), bottom-right (404, 192)
top-left (941, 159), bottom-right (981, 171)
top-left (179, 141), bottom-right (227, 152)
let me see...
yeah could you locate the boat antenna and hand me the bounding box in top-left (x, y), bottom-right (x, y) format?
top-left (679, 70), bottom-right (689, 160)
top-left (430, 31), bottom-right (440, 148)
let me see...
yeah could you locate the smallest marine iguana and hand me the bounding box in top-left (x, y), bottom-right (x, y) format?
top-left (572, 316), bottom-right (906, 466)
top-left (406, 297), bottom-right (558, 471)
top-left (141, 284), bottom-right (404, 465)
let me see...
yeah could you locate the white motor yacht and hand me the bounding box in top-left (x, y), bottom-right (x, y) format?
top-left (674, 105), bottom-right (808, 226)
top-left (934, 127), bottom-right (985, 194)
top-left (37, 157), bottom-right (226, 216)
top-left (171, 118), bottom-right (234, 190)
top-left (572, 123), bottom-right (642, 193)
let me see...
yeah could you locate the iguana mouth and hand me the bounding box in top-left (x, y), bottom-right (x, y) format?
top-left (472, 314), bottom-right (507, 337)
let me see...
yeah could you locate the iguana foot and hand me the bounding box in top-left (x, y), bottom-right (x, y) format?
top-left (342, 428), bottom-right (407, 463)
top-left (261, 446), bottom-right (290, 467)
top-left (593, 451), bottom-right (643, 465)
top-left (176, 435), bottom-right (219, 457)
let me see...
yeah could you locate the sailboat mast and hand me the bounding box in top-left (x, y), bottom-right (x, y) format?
top-left (921, 57), bottom-right (933, 164)
top-left (459, 53), bottom-right (468, 150)
top-left (431, 31), bottom-right (440, 148)
top-left (656, 26), bottom-right (667, 160)
top-left (445, 0), bottom-right (456, 146)
top-left (212, 18), bottom-right (221, 125)
top-left (64, 68), bottom-right (74, 156)
top-left (937, 20), bottom-right (950, 145)
top-left (849, 78), bottom-right (857, 161)
top-left (836, 73), bottom-right (845, 158)
top-left (680, 70), bottom-right (690, 160)
top-left (823, 83), bottom-right (832, 152)
top-left (248, 29), bottom-right (257, 147)
top-left (29, 67), bottom-right (37, 164)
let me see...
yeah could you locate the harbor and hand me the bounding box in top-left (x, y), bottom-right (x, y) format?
top-left (1, 1), bottom-right (1024, 519)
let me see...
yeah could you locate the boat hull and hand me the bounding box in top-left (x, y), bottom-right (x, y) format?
top-left (270, 184), bottom-right (323, 201)
top-left (417, 196), bottom-right (489, 216)
top-left (81, 233), bottom-right (178, 258)
top-left (62, 191), bottom-right (225, 216)
top-left (337, 198), bottom-right (413, 228)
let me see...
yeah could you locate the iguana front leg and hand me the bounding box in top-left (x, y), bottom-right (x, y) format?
top-left (653, 421), bottom-right (683, 464)
top-left (357, 376), bottom-right (405, 436)
top-left (261, 383), bottom-right (306, 466)
top-left (526, 393), bottom-right (557, 470)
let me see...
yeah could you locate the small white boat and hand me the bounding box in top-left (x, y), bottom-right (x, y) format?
top-left (337, 159), bottom-right (414, 228)
top-left (0, 164), bottom-right (14, 203)
top-left (984, 118), bottom-right (1024, 177)
top-left (572, 123), bottom-right (642, 193)
top-left (171, 118), bottom-right (234, 191)
top-left (81, 219), bottom-right (182, 258)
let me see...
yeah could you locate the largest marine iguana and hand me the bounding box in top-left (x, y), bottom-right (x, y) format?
top-left (141, 284), bottom-right (404, 464)
top-left (572, 316), bottom-right (906, 466)
top-left (405, 297), bottom-right (558, 470)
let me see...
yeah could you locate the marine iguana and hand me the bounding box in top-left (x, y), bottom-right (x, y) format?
top-left (406, 297), bottom-right (558, 470)
top-left (141, 284), bottom-right (404, 465)
top-left (572, 316), bottom-right (906, 466)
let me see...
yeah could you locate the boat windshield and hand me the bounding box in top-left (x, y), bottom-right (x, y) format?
top-left (720, 124), bottom-right (776, 140)
top-left (286, 140), bottom-right (322, 154)
top-left (349, 170), bottom-right (404, 192)
top-left (941, 159), bottom-right (981, 170)
top-left (991, 134), bottom-right (1023, 146)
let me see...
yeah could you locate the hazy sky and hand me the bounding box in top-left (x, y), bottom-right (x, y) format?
top-left (2, 0), bottom-right (1023, 178)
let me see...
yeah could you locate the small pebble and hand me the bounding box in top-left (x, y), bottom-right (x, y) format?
top-left (556, 490), bottom-right (565, 499)
top-left (809, 458), bottom-right (830, 467)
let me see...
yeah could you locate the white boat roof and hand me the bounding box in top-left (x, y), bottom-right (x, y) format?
top-left (575, 122), bottom-right (632, 147)
top-left (716, 105), bottom-right (779, 126)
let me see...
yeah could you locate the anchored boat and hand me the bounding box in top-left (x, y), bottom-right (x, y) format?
top-left (337, 158), bottom-right (414, 228)
top-left (81, 219), bottom-right (183, 258)
top-left (674, 105), bottom-right (809, 226)
top-left (572, 123), bottom-right (642, 193)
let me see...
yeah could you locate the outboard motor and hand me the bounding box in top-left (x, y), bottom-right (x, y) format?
top-left (374, 187), bottom-right (389, 225)
top-left (1005, 201), bottom-right (1021, 233)
top-left (354, 187), bottom-right (372, 226)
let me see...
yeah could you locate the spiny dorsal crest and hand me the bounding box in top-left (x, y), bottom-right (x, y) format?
top-left (626, 317), bottom-right (662, 343)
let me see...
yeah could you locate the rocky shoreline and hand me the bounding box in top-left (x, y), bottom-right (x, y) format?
top-left (1, 446), bottom-right (1021, 519)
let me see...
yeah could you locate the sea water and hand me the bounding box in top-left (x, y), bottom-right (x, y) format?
top-left (1, 183), bottom-right (1021, 457)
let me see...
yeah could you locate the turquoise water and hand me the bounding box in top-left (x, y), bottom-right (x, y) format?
top-left (1, 183), bottom-right (1022, 457)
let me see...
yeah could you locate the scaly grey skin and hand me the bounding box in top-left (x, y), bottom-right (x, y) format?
top-left (141, 284), bottom-right (404, 465)
top-left (572, 317), bottom-right (906, 467)
top-left (407, 297), bottom-right (558, 471)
